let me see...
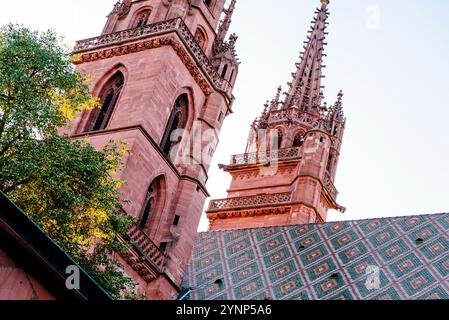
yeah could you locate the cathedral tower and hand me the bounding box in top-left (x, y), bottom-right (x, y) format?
top-left (67, 0), bottom-right (239, 299)
top-left (207, 0), bottom-right (346, 231)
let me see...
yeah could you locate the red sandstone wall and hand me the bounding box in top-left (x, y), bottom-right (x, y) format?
top-left (207, 131), bottom-right (337, 231)
top-left (68, 35), bottom-right (230, 300)
top-left (208, 211), bottom-right (311, 231)
top-left (68, 0), bottom-right (237, 299)
top-left (0, 249), bottom-right (55, 300)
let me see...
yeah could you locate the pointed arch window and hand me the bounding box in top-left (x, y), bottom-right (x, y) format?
top-left (293, 133), bottom-right (305, 147)
top-left (221, 64), bottom-right (228, 79)
top-left (194, 28), bottom-right (207, 50)
top-left (326, 154), bottom-right (334, 174)
top-left (133, 10), bottom-right (151, 28)
top-left (277, 130), bottom-right (283, 149)
top-left (86, 72), bottom-right (124, 132)
top-left (229, 69), bottom-right (235, 83)
top-left (271, 128), bottom-right (283, 150)
top-left (161, 94), bottom-right (189, 157)
top-left (140, 180), bottom-right (159, 230)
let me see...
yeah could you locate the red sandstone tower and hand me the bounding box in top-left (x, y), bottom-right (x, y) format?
top-left (207, 0), bottom-right (346, 231)
top-left (67, 0), bottom-right (239, 299)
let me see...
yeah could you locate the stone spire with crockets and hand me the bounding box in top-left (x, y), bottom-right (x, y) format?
top-left (283, 0), bottom-right (330, 113)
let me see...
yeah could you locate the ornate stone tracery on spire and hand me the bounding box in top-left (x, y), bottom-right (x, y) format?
top-left (249, 0), bottom-right (344, 138)
top-left (270, 86), bottom-right (283, 110)
top-left (216, 0), bottom-right (237, 43)
top-left (283, 0), bottom-right (330, 112)
top-left (213, 1), bottom-right (240, 65)
top-left (208, 0), bottom-right (346, 230)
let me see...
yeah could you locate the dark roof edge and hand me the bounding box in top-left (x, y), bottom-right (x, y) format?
top-left (0, 191), bottom-right (112, 300)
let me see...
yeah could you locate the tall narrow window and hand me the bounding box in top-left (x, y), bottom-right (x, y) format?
top-left (87, 72), bottom-right (124, 132)
top-left (293, 134), bottom-right (304, 147)
top-left (221, 64), bottom-right (228, 78)
top-left (133, 10), bottom-right (151, 28)
top-left (229, 69), bottom-right (235, 83)
top-left (161, 94), bottom-right (189, 157)
top-left (272, 129), bottom-right (283, 150)
top-left (160, 242), bottom-right (168, 253)
top-left (327, 154), bottom-right (333, 174)
top-left (140, 181), bottom-right (158, 230)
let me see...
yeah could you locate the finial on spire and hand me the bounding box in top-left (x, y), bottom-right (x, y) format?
top-left (321, 0), bottom-right (329, 9)
top-left (275, 86), bottom-right (282, 101)
top-left (283, 0), bottom-right (330, 111)
top-left (228, 33), bottom-right (238, 48)
top-left (336, 90), bottom-right (344, 105)
top-left (216, 0), bottom-right (237, 43)
top-left (270, 86), bottom-right (283, 109)
top-left (327, 89), bottom-right (345, 123)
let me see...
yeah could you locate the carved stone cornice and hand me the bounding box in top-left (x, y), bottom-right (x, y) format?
top-left (73, 18), bottom-right (232, 97)
top-left (73, 36), bottom-right (213, 96)
top-left (207, 206), bottom-right (292, 221)
top-left (223, 147), bottom-right (303, 168)
top-left (207, 192), bottom-right (293, 213)
top-left (118, 222), bottom-right (166, 283)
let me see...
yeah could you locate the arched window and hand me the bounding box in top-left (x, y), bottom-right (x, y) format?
top-left (133, 10), bottom-right (151, 28)
top-left (277, 130), bottom-right (283, 149)
top-left (194, 28), bottom-right (207, 50)
top-left (139, 180), bottom-right (158, 230)
top-left (293, 133), bottom-right (304, 147)
top-left (271, 128), bottom-right (283, 150)
top-left (161, 94), bottom-right (189, 157)
top-left (327, 154), bottom-right (333, 174)
top-left (229, 69), bottom-right (235, 83)
top-left (221, 64), bottom-right (228, 79)
top-left (86, 72), bottom-right (124, 132)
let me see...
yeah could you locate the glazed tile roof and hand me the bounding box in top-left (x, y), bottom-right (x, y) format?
top-left (184, 213), bottom-right (449, 300)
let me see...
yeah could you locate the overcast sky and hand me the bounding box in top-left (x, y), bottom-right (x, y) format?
top-left (2, 0), bottom-right (449, 232)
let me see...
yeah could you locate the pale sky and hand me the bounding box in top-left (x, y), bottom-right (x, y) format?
top-left (2, 1), bottom-right (449, 232)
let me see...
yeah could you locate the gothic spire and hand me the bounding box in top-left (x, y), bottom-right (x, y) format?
top-left (216, 0), bottom-right (237, 42)
top-left (283, 0), bottom-right (330, 112)
top-left (270, 86), bottom-right (283, 110)
top-left (328, 90), bottom-right (345, 122)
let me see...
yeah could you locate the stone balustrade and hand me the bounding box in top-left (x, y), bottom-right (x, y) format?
top-left (230, 147), bottom-right (302, 166)
top-left (74, 17), bottom-right (229, 92)
top-left (125, 223), bottom-right (165, 272)
top-left (323, 173), bottom-right (338, 201)
top-left (208, 192), bottom-right (292, 212)
top-left (269, 108), bottom-right (321, 126)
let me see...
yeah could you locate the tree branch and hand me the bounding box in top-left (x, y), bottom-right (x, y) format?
top-left (0, 109), bottom-right (9, 141)
top-left (0, 140), bottom-right (13, 157)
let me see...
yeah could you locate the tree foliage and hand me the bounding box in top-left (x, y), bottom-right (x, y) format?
top-left (0, 24), bottom-right (138, 299)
